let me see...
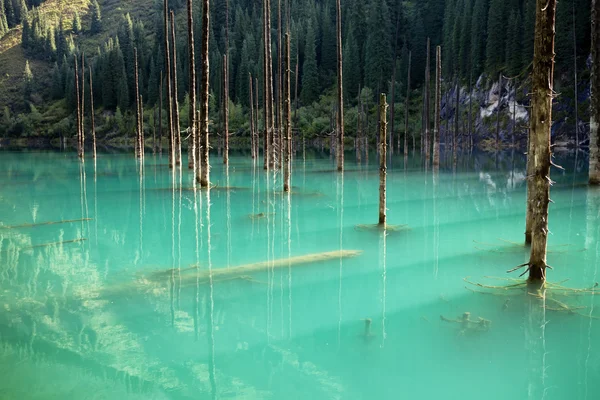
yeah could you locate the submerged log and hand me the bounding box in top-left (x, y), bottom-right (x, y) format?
top-left (0, 218), bottom-right (93, 229)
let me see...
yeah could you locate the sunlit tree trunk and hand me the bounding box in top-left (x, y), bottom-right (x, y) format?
top-left (424, 38), bottom-right (430, 161)
top-left (404, 51), bottom-right (411, 156)
top-left (223, 55), bottom-right (229, 165)
top-left (75, 55), bottom-right (81, 157)
top-left (80, 53), bottom-right (85, 158)
top-left (89, 66), bottom-right (96, 159)
top-left (379, 93), bottom-right (387, 226)
top-left (199, 0), bottom-right (210, 187)
top-left (433, 46), bottom-right (441, 167)
top-left (590, 0), bottom-right (600, 184)
top-left (164, 0), bottom-right (175, 168)
top-left (170, 11), bottom-right (181, 166)
top-left (336, 0), bottom-right (344, 171)
top-left (187, 0), bottom-right (197, 170)
top-left (527, 0), bottom-right (557, 283)
top-left (284, 33), bottom-right (291, 192)
top-left (135, 48), bottom-right (141, 158)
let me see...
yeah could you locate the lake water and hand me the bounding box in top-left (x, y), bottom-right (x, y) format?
top-left (0, 148), bottom-right (599, 400)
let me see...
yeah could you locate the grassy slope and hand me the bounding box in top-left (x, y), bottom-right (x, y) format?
top-left (0, 0), bottom-right (156, 129)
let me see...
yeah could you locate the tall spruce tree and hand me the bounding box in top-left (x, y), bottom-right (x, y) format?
top-left (486, 0), bottom-right (507, 73)
top-left (90, 0), bottom-right (102, 34)
top-left (301, 21), bottom-right (319, 105)
top-left (364, 0), bottom-right (391, 92)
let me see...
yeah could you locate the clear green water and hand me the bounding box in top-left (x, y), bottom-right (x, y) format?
top-left (0, 149), bottom-right (599, 400)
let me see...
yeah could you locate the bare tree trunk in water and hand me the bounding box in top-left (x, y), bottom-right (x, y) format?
top-left (135, 48), bottom-right (141, 158)
top-left (284, 33), bottom-right (291, 192)
top-left (468, 74), bottom-right (473, 148)
top-left (404, 51), bottom-right (411, 156)
top-left (164, 0), bottom-right (174, 168)
top-left (75, 56), bottom-right (81, 157)
top-left (89, 66), bottom-right (96, 159)
top-left (454, 80), bottom-right (459, 166)
top-left (255, 76), bottom-right (259, 158)
top-left (159, 71), bottom-right (163, 154)
top-left (336, 0), bottom-right (344, 171)
top-left (170, 11), bottom-right (181, 166)
top-left (590, 0), bottom-right (600, 184)
top-left (187, 0), bottom-right (197, 170)
top-left (277, 0), bottom-right (283, 169)
top-left (424, 38), bottom-right (430, 161)
top-left (526, 0), bottom-right (557, 283)
top-left (199, 0), bottom-right (211, 187)
top-left (140, 95), bottom-right (144, 157)
top-left (357, 85), bottom-right (362, 163)
top-left (433, 46), bottom-right (441, 167)
top-left (573, 0), bottom-right (579, 148)
top-left (223, 55), bottom-right (229, 164)
top-left (389, 10), bottom-right (400, 152)
top-left (379, 93), bottom-right (388, 226)
top-left (80, 54), bottom-right (85, 158)
top-left (250, 73), bottom-right (255, 159)
top-left (262, 0), bottom-right (271, 170)
top-left (496, 73), bottom-right (502, 149)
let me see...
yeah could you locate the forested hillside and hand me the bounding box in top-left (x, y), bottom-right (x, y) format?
top-left (0, 0), bottom-right (592, 143)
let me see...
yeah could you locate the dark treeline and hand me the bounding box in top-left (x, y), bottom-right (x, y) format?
top-left (0, 0), bottom-right (592, 140)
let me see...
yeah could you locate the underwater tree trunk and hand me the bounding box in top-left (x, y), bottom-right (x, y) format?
top-left (527, 0), bottom-right (557, 283)
top-left (187, 0), bottom-right (197, 169)
top-left (135, 48), bottom-right (141, 158)
top-left (223, 55), bottom-right (229, 165)
top-left (379, 93), bottom-right (388, 226)
top-left (199, 0), bottom-right (210, 187)
top-left (164, 0), bottom-right (174, 168)
top-left (590, 0), bottom-right (600, 184)
top-left (404, 51), bottom-right (411, 156)
top-left (336, 0), bottom-right (344, 171)
top-left (75, 56), bottom-right (81, 157)
top-left (284, 33), bottom-right (291, 192)
top-left (424, 38), bottom-right (430, 161)
top-left (89, 66), bottom-right (96, 159)
top-left (433, 46), bottom-right (441, 167)
top-left (170, 11), bottom-right (181, 166)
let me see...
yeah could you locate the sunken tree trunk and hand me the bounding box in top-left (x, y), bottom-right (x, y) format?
top-left (379, 93), bottom-right (388, 226)
top-left (526, 0), bottom-right (557, 283)
top-left (590, 0), bottom-right (600, 184)
top-left (199, 0), bottom-right (210, 187)
top-left (164, 0), bottom-right (175, 168)
top-left (433, 46), bottom-right (441, 167)
top-left (89, 66), bottom-right (96, 159)
top-left (336, 0), bottom-right (344, 171)
top-left (424, 38), bottom-right (430, 161)
top-left (75, 56), bottom-right (81, 157)
top-left (283, 33), bottom-right (291, 192)
top-left (187, 0), bottom-right (197, 170)
top-left (170, 11), bottom-right (181, 167)
top-left (223, 54), bottom-right (229, 165)
top-left (404, 51), bottom-right (411, 156)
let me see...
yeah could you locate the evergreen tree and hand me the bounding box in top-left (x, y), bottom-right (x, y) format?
top-left (5, 0), bottom-right (15, 27)
top-left (458, 0), bottom-right (472, 77)
top-left (485, 0), bottom-right (507, 73)
top-left (21, 14), bottom-right (29, 48)
top-left (72, 11), bottom-right (81, 34)
top-left (442, 0), bottom-right (456, 74)
top-left (522, 0), bottom-right (536, 67)
top-left (90, 0), bottom-right (102, 34)
top-left (319, 3), bottom-right (336, 86)
top-left (0, 0), bottom-right (9, 37)
top-left (23, 59), bottom-right (33, 101)
top-left (505, 9), bottom-right (522, 75)
top-left (301, 21), bottom-right (319, 105)
top-left (343, 26), bottom-right (360, 100)
top-left (17, 0), bottom-right (27, 22)
top-left (470, 0), bottom-right (488, 77)
top-left (50, 61), bottom-right (63, 99)
top-left (409, 7), bottom-right (426, 86)
top-left (364, 0), bottom-right (391, 92)
top-left (117, 67), bottom-right (129, 111)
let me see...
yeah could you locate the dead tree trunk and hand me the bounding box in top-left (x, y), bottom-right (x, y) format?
top-left (89, 66), bottom-right (96, 159)
top-left (468, 74), bottom-right (473, 148)
top-left (433, 45), bottom-right (441, 167)
top-left (170, 11), bottom-right (181, 166)
top-left (526, 0), bottom-right (557, 283)
top-left (187, 0), bottom-right (197, 170)
top-left (267, 0), bottom-right (275, 169)
top-left (262, 0), bottom-right (271, 170)
top-left (389, 10), bottom-right (400, 152)
top-left (277, 0), bottom-right (283, 169)
top-left (424, 38), bottom-right (430, 161)
top-left (80, 53), bottom-right (85, 158)
top-left (357, 85), bottom-right (362, 163)
top-left (140, 95), bottom-right (144, 157)
top-left (591, 0), bottom-right (600, 184)
top-left (454, 80), bottom-right (459, 165)
top-left (75, 56), bottom-right (81, 157)
top-left (164, 0), bottom-right (175, 168)
top-left (223, 54), bottom-right (229, 164)
top-left (496, 73), bottom-right (502, 148)
top-left (379, 93), bottom-right (388, 226)
top-left (250, 73), bottom-right (255, 159)
top-left (199, 0), bottom-right (211, 187)
top-left (573, 1), bottom-right (579, 147)
top-left (294, 59), bottom-right (299, 125)
top-left (336, 0), bottom-right (344, 171)
top-left (284, 33), bottom-right (292, 192)
top-left (255, 76), bottom-right (259, 159)
top-left (159, 70), bottom-right (163, 153)
top-left (135, 48), bottom-right (142, 158)
top-left (404, 51), bottom-right (411, 156)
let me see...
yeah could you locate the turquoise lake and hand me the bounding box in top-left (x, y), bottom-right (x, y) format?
top-left (0, 148), bottom-right (599, 399)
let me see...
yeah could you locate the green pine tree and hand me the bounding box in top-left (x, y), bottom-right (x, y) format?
top-left (343, 26), bottom-right (360, 101)
top-left (505, 9), bottom-right (522, 76)
top-left (485, 0), bottom-right (507, 73)
top-left (72, 11), bottom-right (81, 34)
top-left (23, 59), bottom-right (33, 100)
top-left (90, 0), bottom-right (102, 34)
top-left (301, 21), bottom-right (319, 105)
top-left (470, 0), bottom-right (488, 77)
top-left (50, 61), bottom-right (63, 99)
top-left (364, 0), bottom-right (391, 92)
top-left (0, 0), bottom-right (9, 37)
